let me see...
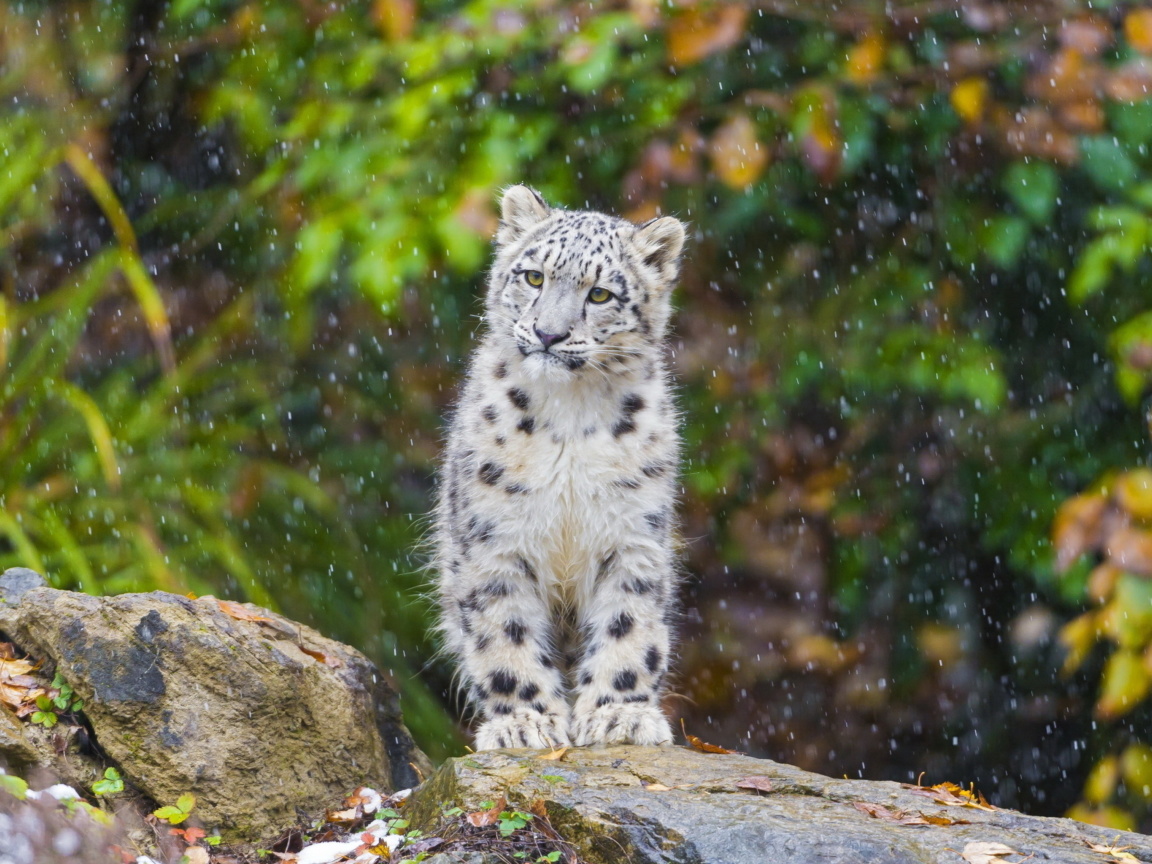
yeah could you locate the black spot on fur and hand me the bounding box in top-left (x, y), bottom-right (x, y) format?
top-left (505, 483), bottom-right (528, 494)
top-left (624, 693), bottom-right (650, 704)
top-left (622, 393), bottom-right (645, 415)
top-left (645, 511), bottom-right (666, 532)
top-left (508, 388), bottom-right (530, 410)
top-left (608, 613), bottom-right (634, 639)
top-left (495, 435), bottom-right (507, 447)
top-left (645, 646), bottom-right (662, 674)
top-left (596, 551), bottom-right (618, 586)
top-left (490, 670), bottom-right (518, 695)
top-left (482, 581), bottom-right (512, 597)
top-left (481, 405), bottom-right (498, 424)
top-left (538, 652), bottom-right (555, 669)
top-left (613, 669), bottom-right (638, 692)
top-left (517, 557), bottom-right (538, 583)
top-left (494, 361), bottom-right (508, 379)
top-left (641, 463), bottom-right (668, 478)
top-left (531, 701), bottom-right (547, 714)
top-left (596, 695), bottom-right (615, 708)
top-left (612, 416), bottom-right (637, 437)
top-left (624, 578), bottom-right (655, 595)
top-left (580, 673), bottom-right (593, 686)
top-left (493, 703), bottom-right (513, 716)
top-left (611, 394), bottom-right (645, 437)
top-left (519, 683), bottom-right (540, 701)
top-left (479, 462), bottom-right (504, 485)
top-left (504, 620), bottom-right (526, 645)
top-left (517, 416), bottom-right (536, 434)
top-left (475, 634), bottom-right (491, 651)
top-left (615, 478), bottom-right (641, 489)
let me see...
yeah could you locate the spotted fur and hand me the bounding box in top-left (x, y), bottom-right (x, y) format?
top-left (434, 186), bottom-right (685, 749)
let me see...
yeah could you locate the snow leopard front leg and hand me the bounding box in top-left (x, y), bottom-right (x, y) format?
top-left (442, 555), bottom-right (570, 750)
top-left (570, 540), bottom-right (676, 746)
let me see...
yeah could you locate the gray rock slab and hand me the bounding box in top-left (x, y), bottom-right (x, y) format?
top-left (409, 747), bottom-right (1152, 864)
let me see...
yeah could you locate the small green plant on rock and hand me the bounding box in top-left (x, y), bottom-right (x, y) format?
top-left (153, 792), bottom-right (196, 825)
top-left (92, 768), bottom-right (123, 796)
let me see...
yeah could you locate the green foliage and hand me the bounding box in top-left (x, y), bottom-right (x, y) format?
top-left (153, 793), bottom-right (196, 825)
top-left (92, 768), bottom-right (124, 797)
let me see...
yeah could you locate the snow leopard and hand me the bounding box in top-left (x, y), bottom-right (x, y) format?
top-left (434, 185), bottom-right (686, 749)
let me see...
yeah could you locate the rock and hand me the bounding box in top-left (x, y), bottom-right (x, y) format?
top-left (0, 567), bottom-right (47, 604)
top-left (408, 747), bottom-right (1152, 864)
top-left (0, 577), bottom-right (431, 843)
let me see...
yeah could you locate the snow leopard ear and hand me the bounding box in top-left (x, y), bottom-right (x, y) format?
top-left (630, 216), bottom-right (686, 286)
top-left (496, 185), bottom-right (551, 247)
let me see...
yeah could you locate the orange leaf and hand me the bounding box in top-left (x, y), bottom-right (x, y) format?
top-left (681, 719), bottom-right (739, 754)
top-left (1052, 493), bottom-right (1108, 573)
top-left (1104, 526), bottom-right (1152, 576)
top-left (709, 114), bottom-right (769, 190)
top-left (666, 5), bottom-right (747, 66)
top-left (951, 77), bottom-right (989, 124)
top-left (466, 796), bottom-right (506, 828)
top-left (846, 33), bottom-right (885, 85)
top-left (373, 0), bottom-right (417, 42)
top-left (300, 646), bottom-right (342, 668)
top-left (217, 600), bottom-right (271, 622)
top-left (536, 745), bottom-right (569, 761)
top-left (1125, 8), bottom-right (1152, 54)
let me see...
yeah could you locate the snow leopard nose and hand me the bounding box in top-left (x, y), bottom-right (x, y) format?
top-left (534, 327), bottom-right (569, 349)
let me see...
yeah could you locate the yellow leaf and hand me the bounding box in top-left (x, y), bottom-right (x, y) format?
top-left (1116, 469), bottom-right (1152, 520)
top-left (1124, 9), bottom-right (1152, 54)
top-left (951, 77), bottom-right (989, 124)
top-left (1120, 742), bottom-right (1152, 799)
top-left (1087, 841), bottom-right (1139, 862)
top-left (846, 32), bottom-right (885, 85)
top-left (1058, 612), bottom-right (1100, 675)
top-left (666, 5), bottom-right (747, 66)
top-left (1067, 803), bottom-right (1138, 832)
top-left (709, 114), bottom-right (769, 190)
top-left (1083, 755), bottom-right (1119, 804)
top-left (373, 0), bottom-right (417, 41)
top-left (1096, 649), bottom-right (1152, 720)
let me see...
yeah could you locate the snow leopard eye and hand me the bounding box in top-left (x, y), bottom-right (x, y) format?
top-left (587, 286), bottom-right (613, 304)
top-left (523, 270), bottom-right (544, 287)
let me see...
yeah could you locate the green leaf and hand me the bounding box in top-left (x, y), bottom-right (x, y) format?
top-left (0, 774), bottom-right (29, 799)
top-left (983, 215), bottom-right (1030, 269)
top-left (153, 805), bottom-right (188, 824)
top-left (31, 710), bottom-right (57, 728)
top-left (1080, 136), bottom-right (1140, 193)
top-left (176, 792), bottom-right (196, 813)
top-left (1003, 161), bottom-right (1059, 224)
top-left (1068, 239), bottom-right (1115, 304)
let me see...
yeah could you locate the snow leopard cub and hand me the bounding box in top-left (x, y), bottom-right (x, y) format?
top-left (435, 186), bottom-right (685, 749)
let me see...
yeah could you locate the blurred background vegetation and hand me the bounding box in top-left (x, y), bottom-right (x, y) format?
top-left (2, 0), bottom-right (1151, 832)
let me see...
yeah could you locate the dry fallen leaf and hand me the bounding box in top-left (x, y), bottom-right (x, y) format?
top-left (182, 848), bottom-right (210, 864)
top-left (536, 745), bottom-right (569, 761)
top-left (853, 801), bottom-right (964, 826)
top-left (906, 781), bottom-right (997, 811)
top-left (735, 776), bottom-right (774, 794)
top-left (681, 719), bottom-right (740, 754)
top-left (960, 841), bottom-right (1022, 864)
top-left (466, 796), bottom-right (507, 828)
top-left (300, 646), bottom-right (342, 668)
top-left (1088, 840), bottom-right (1139, 861)
top-left (217, 599), bottom-right (272, 622)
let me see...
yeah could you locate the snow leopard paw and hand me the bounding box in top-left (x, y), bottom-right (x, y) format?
top-left (474, 709), bottom-right (571, 751)
top-left (570, 702), bottom-right (673, 747)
